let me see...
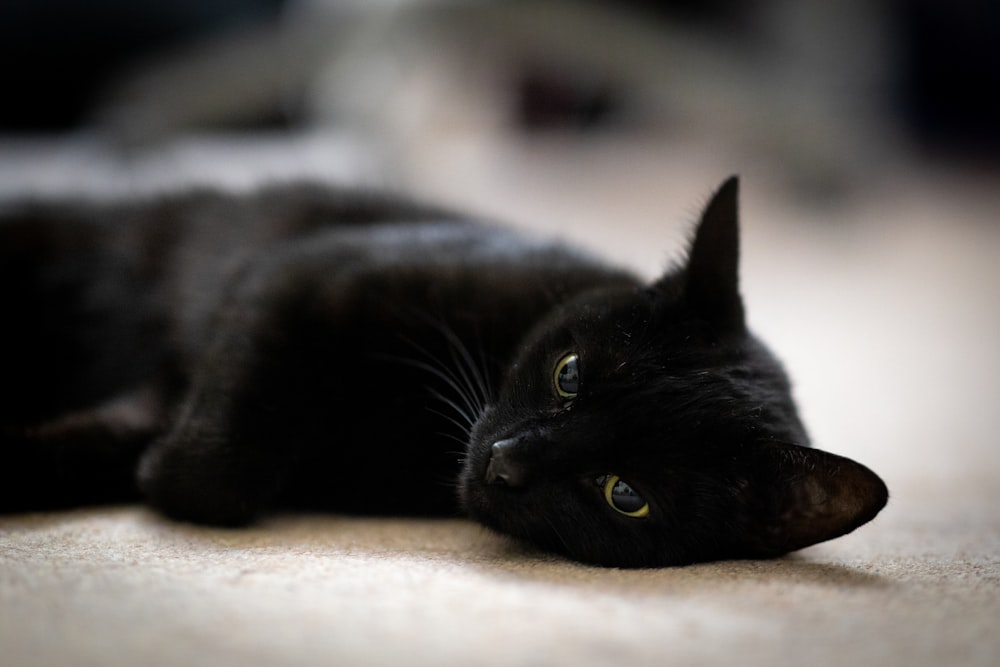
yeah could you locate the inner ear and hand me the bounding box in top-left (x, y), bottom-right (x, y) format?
top-left (743, 442), bottom-right (889, 557)
top-left (680, 175), bottom-right (745, 331)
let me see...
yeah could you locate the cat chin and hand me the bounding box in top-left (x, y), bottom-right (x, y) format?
top-left (456, 476), bottom-right (517, 551)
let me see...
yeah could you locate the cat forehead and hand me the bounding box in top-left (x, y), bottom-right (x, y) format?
top-left (551, 287), bottom-right (654, 333)
top-left (551, 290), bottom-right (720, 351)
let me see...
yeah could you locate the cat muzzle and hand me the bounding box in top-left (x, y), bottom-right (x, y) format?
top-left (485, 438), bottom-right (527, 487)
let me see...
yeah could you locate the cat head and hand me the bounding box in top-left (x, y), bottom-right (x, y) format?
top-left (459, 177), bottom-right (888, 567)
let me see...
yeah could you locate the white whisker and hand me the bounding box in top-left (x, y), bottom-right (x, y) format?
top-left (427, 390), bottom-right (475, 430)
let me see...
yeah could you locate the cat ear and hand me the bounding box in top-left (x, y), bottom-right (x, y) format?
top-left (744, 442), bottom-right (889, 556)
top-left (677, 176), bottom-right (745, 331)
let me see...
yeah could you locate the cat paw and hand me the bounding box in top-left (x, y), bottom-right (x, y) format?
top-left (137, 434), bottom-right (268, 526)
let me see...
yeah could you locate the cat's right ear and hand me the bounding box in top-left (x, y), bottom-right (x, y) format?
top-left (685, 176), bottom-right (744, 331)
top-left (655, 176), bottom-right (746, 332)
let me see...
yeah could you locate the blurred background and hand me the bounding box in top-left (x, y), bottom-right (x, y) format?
top-left (0, 0), bottom-right (997, 518)
top-left (2, 0), bottom-right (999, 192)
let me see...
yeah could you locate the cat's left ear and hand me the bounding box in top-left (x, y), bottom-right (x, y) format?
top-left (662, 176), bottom-right (745, 331)
top-left (743, 442), bottom-right (889, 556)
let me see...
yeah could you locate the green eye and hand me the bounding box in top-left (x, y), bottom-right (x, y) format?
top-left (597, 475), bottom-right (650, 518)
top-left (553, 353), bottom-right (580, 398)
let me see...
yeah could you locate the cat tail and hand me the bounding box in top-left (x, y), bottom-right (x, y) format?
top-left (0, 386), bottom-right (163, 513)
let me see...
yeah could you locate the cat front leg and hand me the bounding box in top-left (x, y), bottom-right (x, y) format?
top-left (137, 250), bottom-right (350, 526)
top-left (138, 308), bottom-right (292, 525)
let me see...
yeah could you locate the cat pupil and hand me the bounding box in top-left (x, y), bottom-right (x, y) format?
top-left (610, 480), bottom-right (645, 513)
top-left (554, 353), bottom-right (580, 398)
top-left (597, 475), bottom-right (650, 518)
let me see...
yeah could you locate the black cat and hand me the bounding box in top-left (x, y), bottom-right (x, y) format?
top-left (0, 177), bottom-right (887, 567)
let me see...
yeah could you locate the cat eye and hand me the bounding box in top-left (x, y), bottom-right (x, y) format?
top-left (596, 475), bottom-right (650, 518)
top-left (553, 353), bottom-right (580, 399)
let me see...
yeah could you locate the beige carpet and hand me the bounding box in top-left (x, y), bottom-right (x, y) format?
top-left (3, 491), bottom-right (998, 667)
top-left (2, 135), bottom-right (998, 666)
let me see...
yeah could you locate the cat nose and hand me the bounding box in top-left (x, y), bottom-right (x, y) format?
top-left (485, 438), bottom-right (527, 487)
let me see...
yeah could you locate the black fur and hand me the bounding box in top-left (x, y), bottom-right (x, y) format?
top-left (0, 177), bottom-right (887, 567)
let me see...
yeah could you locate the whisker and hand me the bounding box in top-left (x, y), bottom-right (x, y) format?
top-left (543, 515), bottom-right (573, 556)
top-left (446, 344), bottom-right (484, 415)
top-left (435, 321), bottom-right (492, 411)
top-left (427, 387), bottom-right (476, 427)
top-left (427, 403), bottom-right (473, 436)
top-left (383, 314), bottom-right (497, 449)
top-left (407, 313), bottom-right (493, 413)
top-left (475, 336), bottom-right (496, 403)
top-left (433, 430), bottom-right (471, 453)
top-left (385, 351), bottom-right (479, 420)
top-left (395, 334), bottom-right (481, 411)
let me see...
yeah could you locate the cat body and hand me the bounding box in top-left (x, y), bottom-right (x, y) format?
top-left (0, 178), bottom-right (887, 567)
